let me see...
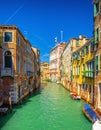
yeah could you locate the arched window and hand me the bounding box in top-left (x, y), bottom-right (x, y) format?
top-left (4, 51), bottom-right (12, 68)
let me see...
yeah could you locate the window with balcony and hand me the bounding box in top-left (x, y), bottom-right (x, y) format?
top-left (82, 61), bottom-right (94, 78)
top-left (4, 32), bottom-right (12, 42)
top-left (4, 51), bottom-right (12, 68)
top-left (94, 1), bottom-right (99, 17)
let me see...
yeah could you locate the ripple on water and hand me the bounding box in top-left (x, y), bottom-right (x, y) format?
top-left (0, 82), bottom-right (91, 130)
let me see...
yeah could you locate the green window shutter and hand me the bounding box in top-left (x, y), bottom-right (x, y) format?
top-left (94, 4), bottom-right (96, 17)
top-left (98, 55), bottom-right (100, 70)
top-left (94, 29), bottom-right (97, 43)
top-left (98, 28), bottom-right (100, 42)
top-left (95, 56), bottom-right (98, 70)
top-left (94, 2), bottom-right (99, 17)
top-left (94, 28), bottom-right (99, 44)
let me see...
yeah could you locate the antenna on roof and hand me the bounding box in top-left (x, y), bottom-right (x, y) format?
top-left (60, 30), bottom-right (63, 42)
top-left (55, 36), bottom-right (58, 43)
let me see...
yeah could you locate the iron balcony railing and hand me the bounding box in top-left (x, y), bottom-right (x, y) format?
top-left (82, 70), bottom-right (94, 78)
top-left (1, 68), bottom-right (14, 77)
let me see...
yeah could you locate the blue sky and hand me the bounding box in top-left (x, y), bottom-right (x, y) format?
top-left (0, 0), bottom-right (93, 63)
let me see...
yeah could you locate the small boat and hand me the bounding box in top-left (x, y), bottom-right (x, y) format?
top-left (70, 92), bottom-right (81, 100)
top-left (83, 104), bottom-right (100, 122)
top-left (92, 119), bottom-right (101, 130)
top-left (0, 107), bottom-right (8, 115)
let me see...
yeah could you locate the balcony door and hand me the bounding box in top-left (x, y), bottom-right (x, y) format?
top-left (4, 51), bottom-right (12, 68)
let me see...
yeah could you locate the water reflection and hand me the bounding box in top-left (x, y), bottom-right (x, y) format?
top-left (0, 81), bottom-right (92, 130)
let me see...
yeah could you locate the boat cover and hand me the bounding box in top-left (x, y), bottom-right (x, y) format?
top-left (84, 104), bottom-right (99, 121)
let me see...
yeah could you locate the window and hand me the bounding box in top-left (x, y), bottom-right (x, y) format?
top-left (76, 66), bottom-right (80, 75)
top-left (82, 64), bottom-right (85, 71)
top-left (82, 49), bottom-right (84, 57)
top-left (88, 85), bottom-right (91, 94)
top-left (23, 80), bottom-right (27, 88)
top-left (78, 66), bottom-right (80, 75)
top-left (85, 61), bottom-right (94, 77)
top-left (94, 2), bottom-right (99, 17)
top-left (73, 67), bottom-right (75, 75)
top-left (86, 46), bottom-right (88, 54)
top-left (90, 41), bottom-right (94, 52)
top-left (99, 83), bottom-right (101, 108)
top-left (88, 85), bottom-right (92, 100)
top-left (0, 36), bottom-right (3, 48)
top-left (95, 55), bottom-right (100, 71)
top-left (4, 32), bottom-right (12, 42)
top-left (76, 40), bottom-right (79, 46)
top-left (4, 51), bottom-right (12, 68)
top-left (24, 60), bottom-right (26, 73)
top-left (94, 28), bottom-right (99, 44)
top-left (17, 55), bottom-right (20, 73)
top-left (17, 35), bottom-right (20, 46)
top-left (82, 84), bottom-right (87, 90)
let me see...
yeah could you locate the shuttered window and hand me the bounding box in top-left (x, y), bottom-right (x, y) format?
top-left (94, 2), bottom-right (99, 17)
top-left (94, 28), bottom-right (99, 44)
top-left (95, 55), bottom-right (100, 71)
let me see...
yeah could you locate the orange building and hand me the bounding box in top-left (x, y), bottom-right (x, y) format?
top-left (93, 0), bottom-right (101, 113)
top-left (0, 25), bottom-right (40, 105)
top-left (41, 62), bottom-right (50, 81)
top-left (32, 47), bottom-right (40, 89)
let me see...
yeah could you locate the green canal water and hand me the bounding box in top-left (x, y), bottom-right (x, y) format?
top-left (0, 82), bottom-right (92, 130)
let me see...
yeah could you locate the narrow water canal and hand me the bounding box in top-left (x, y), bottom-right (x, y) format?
top-left (0, 82), bottom-right (92, 130)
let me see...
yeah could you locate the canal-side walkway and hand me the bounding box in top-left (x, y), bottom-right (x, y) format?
top-left (0, 81), bottom-right (92, 130)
